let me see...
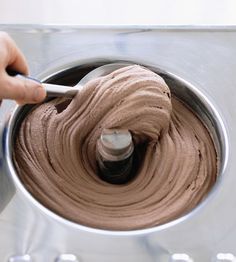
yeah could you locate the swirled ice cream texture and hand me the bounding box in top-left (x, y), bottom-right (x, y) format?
top-left (14, 65), bottom-right (217, 230)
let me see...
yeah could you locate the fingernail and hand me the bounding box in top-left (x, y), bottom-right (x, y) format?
top-left (33, 85), bottom-right (46, 102)
top-left (22, 77), bottom-right (46, 103)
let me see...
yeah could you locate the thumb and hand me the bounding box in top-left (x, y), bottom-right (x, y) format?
top-left (0, 73), bottom-right (46, 104)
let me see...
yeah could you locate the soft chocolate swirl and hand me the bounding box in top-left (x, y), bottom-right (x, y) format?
top-left (14, 65), bottom-right (217, 230)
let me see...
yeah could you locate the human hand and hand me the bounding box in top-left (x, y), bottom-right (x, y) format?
top-left (0, 32), bottom-right (46, 104)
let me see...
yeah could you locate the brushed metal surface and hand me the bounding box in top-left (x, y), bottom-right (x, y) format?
top-left (55, 254), bottom-right (79, 262)
top-left (8, 255), bottom-right (31, 262)
top-left (0, 25), bottom-right (235, 262)
top-left (215, 253), bottom-right (236, 262)
top-left (170, 254), bottom-right (193, 262)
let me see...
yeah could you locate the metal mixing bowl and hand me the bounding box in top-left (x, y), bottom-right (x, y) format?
top-left (1, 59), bottom-right (229, 261)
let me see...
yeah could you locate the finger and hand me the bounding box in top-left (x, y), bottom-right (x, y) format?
top-left (0, 32), bottom-right (29, 75)
top-left (0, 73), bottom-right (46, 104)
top-left (7, 45), bottom-right (29, 76)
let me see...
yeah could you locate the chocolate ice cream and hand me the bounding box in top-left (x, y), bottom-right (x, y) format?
top-left (14, 65), bottom-right (218, 230)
